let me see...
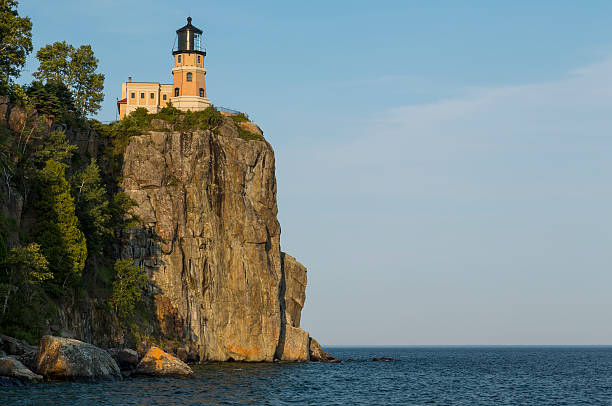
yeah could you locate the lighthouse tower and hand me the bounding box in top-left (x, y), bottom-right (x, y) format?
top-left (170, 17), bottom-right (210, 110)
top-left (117, 17), bottom-right (211, 119)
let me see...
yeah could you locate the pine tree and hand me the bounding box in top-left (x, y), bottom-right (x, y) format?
top-left (34, 159), bottom-right (87, 288)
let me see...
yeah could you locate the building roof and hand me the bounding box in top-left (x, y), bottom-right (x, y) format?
top-left (117, 98), bottom-right (127, 104)
top-left (176, 17), bottom-right (202, 34)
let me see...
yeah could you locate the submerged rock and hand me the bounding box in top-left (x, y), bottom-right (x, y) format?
top-left (372, 357), bottom-right (395, 362)
top-left (35, 336), bottom-right (121, 381)
top-left (135, 346), bottom-right (193, 378)
top-left (0, 356), bottom-right (42, 383)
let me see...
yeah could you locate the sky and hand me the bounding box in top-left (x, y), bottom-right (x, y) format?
top-left (16, 1), bottom-right (612, 345)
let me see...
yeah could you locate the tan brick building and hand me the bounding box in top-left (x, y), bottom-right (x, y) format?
top-left (117, 17), bottom-right (210, 119)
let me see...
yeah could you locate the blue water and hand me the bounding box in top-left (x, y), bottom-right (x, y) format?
top-left (3, 347), bottom-right (612, 405)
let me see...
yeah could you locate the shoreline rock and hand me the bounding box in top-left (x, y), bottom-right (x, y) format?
top-left (0, 356), bottom-right (43, 383)
top-left (309, 337), bottom-right (339, 362)
top-left (106, 348), bottom-right (139, 372)
top-left (35, 336), bottom-right (122, 381)
top-left (135, 346), bottom-right (193, 378)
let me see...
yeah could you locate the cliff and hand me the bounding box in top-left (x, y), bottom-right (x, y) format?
top-left (0, 95), bottom-right (321, 361)
top-left (119, 117), bottom-right (311, 361)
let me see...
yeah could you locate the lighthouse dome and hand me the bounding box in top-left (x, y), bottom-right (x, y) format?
top-left (174, 17), bottom-right (205, 55)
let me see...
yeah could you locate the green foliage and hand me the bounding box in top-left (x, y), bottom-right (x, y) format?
top-left (110, 259), bottom-right (147, 320)
top-left (33, 41), bottom-right (105, 116)
top-left (156, 102), bottom-right (180, 122)
top-left (25, 80), bottom-right (78, 123)
top-left (0, 0), bottom-right (32, 86)
top-left (237, 126), bottom-right (265, 142)
top-left (0, 243), bottom-right (52, 342)
top-left (109, 191), bottom-right (139, 229)
top-left (30, 129), bottom-right (77, 168)
top-left (72, 159), bottom-right (111, 257)
top-left (194, 107), bottom-right (224, 130)
top-left (34, 159), bottom-right (87, 289)
top-left (230, 112), bottom-right (249, 124)
top-left (228, 112), bottom-right (264, 141)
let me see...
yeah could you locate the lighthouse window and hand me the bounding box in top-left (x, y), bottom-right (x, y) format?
top-left (178, 55), bottom-right (181, 63)
top-left (194, 33), bottom-right (201, 51)
top-left (199, 88), bottom-right (204, 97)
top-left (186, 72), bottom-right (193, 82)
top-left (197, 55), bottom-right (201, 64)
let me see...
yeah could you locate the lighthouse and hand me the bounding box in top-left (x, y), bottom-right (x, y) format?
top-left (170, 17), bottom-right (210, 110)
top-left (117, 17), bottom-right (211, 119)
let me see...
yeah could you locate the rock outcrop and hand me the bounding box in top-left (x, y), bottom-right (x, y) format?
top-left (35, 336), bottom-right (121, 381)
top-left (309, 337), bottom-right (338, 362)
top-left (0, 356), bottom-right (43, 383)
top-left (121, 117), bottom-right (316, 361)
top-left (135, 346), bottom-right (192, 377)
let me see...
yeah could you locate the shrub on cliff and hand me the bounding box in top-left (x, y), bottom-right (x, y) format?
top-left (110, 259), bottom-right (148, 320)
top-left (71, 159), bottom-right (112, 257)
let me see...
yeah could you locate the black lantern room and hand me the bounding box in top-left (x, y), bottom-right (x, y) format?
top-left (174, 17), bottom-right (206, 56)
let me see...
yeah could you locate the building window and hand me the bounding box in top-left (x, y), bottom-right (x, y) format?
top-left (131, 92), bottom-right (135, 98)
top-left (174, 88), bottom-right (179, 97)
top-left (150, 92), bottom-right (155, 99)
top-left (178, 55), bottom-right (181, 63)
top-left (199, 88), bottom-right (204, 98)
top-left (186, 72), bottom-right (192, 82)
top-left (140, 93), bottom-right (144, 99)
top-left (163, 94), bottom-right (167, 101)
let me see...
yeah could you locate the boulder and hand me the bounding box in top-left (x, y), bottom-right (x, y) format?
top-left (309, 337), bottom-right (338, 362)
top-left (35, 336), bottom-right (121, 381)
top-left (0, 356), bottom-right (42, 383)
top-left (176, 345), bottom-right (199, 364)
top-left (135, 346), bottom-right (193, 377)
top-left (0, 334), bottom-right (37, 370)
top-left (107, 348), bottom-right (139, 371)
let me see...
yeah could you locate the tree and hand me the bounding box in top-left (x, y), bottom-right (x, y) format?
top-left (26, 80), bottom-right (78, 122)
top-left (34, 159), bottom-right (87, 288)
top-left (33, 41), bottom-right (105, 116)
top-left (0, 0), bottom-right (32, 85)
top-left (110, 259), bottom-right (147, 320)
top-left (0, 243), bottom-right (51, 317)
top-left (72, 159), bottom-right (111, 256)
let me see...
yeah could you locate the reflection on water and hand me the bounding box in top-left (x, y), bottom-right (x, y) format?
top-left (3, 347), bottom-right (612, 405)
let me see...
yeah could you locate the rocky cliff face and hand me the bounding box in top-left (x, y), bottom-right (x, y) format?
top-left (120, 118), bottom-right (311, 361)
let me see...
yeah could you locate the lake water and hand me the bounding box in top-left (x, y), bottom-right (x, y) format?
top-left (2, 347), bottom-right (612, 405)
